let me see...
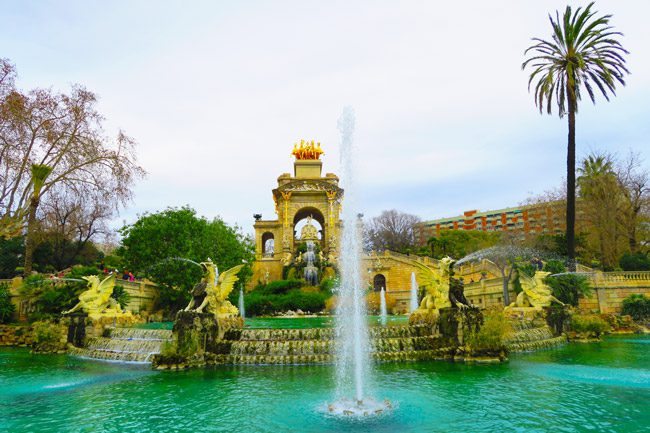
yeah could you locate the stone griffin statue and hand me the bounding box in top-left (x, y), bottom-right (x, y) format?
top-left (409, 257), bottom-right (470, 325)
top-left (185, 259), bottom-right (245, 319)
top-left (63, 275), bottom-right (129, 320)
top-left (506, 271), bottom-right (564, 311)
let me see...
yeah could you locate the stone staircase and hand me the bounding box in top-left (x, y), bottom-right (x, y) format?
top-left (69, 328), bottom-right (173, 363)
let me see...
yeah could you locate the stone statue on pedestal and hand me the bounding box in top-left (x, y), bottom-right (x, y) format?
top-left (63, 275), bottom-right (131, 320)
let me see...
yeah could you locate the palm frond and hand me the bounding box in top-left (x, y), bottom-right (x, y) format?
top-left (522, 1), bottom-right (628, 116)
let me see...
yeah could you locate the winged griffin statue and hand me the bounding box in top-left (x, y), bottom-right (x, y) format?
top-left (409, 257), bottom-right (471, 325)
top-left (62, 274), bottom-right (129, 320)
top-left (506, 271), bottom-right (564, 310)
top-left (184, 259), bottom-right (245, 319)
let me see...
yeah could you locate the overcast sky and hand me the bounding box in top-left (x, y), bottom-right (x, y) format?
top-left (3, 0), bottom-right (649, 236)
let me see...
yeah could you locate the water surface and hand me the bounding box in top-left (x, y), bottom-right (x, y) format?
top-left (2, 335), bottom-right (648, 432)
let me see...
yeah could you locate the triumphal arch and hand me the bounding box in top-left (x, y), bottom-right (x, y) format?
top-left (251, 141), bottom-right (342, 285)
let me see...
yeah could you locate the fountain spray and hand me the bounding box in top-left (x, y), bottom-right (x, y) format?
top-left (334, 106), bottom-right (371, 404)
top-left (410, 272), bottom-right (419, 312)
top-left (328, 107), bottom-right (391, 417)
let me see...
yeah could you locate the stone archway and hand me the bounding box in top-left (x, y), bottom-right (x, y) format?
top-left (293, 207), bottom-right (325, 245)
top-left (373, 274), bottom-right (386, 292)
top-left (261, 232), bottom-right (275, 257)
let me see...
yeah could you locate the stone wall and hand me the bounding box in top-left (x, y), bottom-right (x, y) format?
top-left (0, 321), bottom-right (68, 352)
top-left (464, 279), bottom-right (516, 309)
top-left (579, 287), bottom-right (650, 314)
top-left (464, 271), bottom-right (650, 314)
top-left (362, 251), bottom-right (439, 313)
top-left (118, 279), bottom-right (158, 313)
top-left (0, 325), bottom-right (34, 346)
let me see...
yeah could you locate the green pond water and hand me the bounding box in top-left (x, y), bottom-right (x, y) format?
top-left (1, 335), bottom-right (649, 432)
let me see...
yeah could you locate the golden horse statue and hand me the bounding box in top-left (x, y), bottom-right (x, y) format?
top-left (63, 275), bottom-right (129, 320)
top-left (291, 139), bottom-right (324, 160)
top-left (506, 271), bottom-right (564, 310)
top-left (189, 260), bottom-right (245, 319)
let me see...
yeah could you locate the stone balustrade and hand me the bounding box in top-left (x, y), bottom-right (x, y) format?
top-left (463, 270), bottom-right (650, 313)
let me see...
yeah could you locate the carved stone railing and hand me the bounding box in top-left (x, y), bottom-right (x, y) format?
top-left (591, 271), bottom-right (650, 287)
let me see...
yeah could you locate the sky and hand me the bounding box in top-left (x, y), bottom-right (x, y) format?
top-left (2, 0), bottom-right (649, 237)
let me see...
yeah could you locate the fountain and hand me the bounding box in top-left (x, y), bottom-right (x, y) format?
top-left (303, 241), bottom-right (319, 286)
top-left (239, 287), bottom-right (246, 319)
top-left (329, 106), bottom-right (390, 416)
top-left (68, 327), bottom-right (172, 363)
top-left (410, 272), bottom-right (419, 312)
top-left (380, 288), bottom-right (387, 326)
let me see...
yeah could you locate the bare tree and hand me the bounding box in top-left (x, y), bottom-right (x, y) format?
top-left (365, 210), bottom-right (421, 252)
top-left (0, 58), bottom-right (145, 274)
top-left (616, 151), bottom-right (650, 253)
top-left (37, 186), bottom-right (113, 270)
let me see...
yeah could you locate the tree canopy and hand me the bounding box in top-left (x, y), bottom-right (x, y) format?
top-left (118, 207), bottom-right (254, 312)
top-left (427, 230), bottom-right (500, 260)
top-left (0, 58), bottom-right (145, 274)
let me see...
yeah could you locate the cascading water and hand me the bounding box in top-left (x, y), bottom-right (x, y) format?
top-left (380, 288), bottom-right (387, 326)
top-left (239, 287), bottom-right (246, 319)
top-left (410, 272), bottom-right (419, 312)
top-left (304, 241), bottom-right (319, 286)
top-left (329, 106), bottom-right (390, 417)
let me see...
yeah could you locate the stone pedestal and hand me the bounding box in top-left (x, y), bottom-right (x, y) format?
top-left (438, 307), bottom-right (483, 346)
top-left (173, 311), bottom-right (244, 355)
top-left (67, 313), bottom-right (87, 347)
top-left (408, 309), bottom-right (439, 329)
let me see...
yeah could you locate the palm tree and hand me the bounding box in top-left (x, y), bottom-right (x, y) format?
top-left (522, 2), bottom-right (629, 271)
top-left (23, 164), bottom-right (53, 276)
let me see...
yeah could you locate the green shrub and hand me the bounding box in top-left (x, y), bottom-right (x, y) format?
top-left (31, 320), bottom-right (61, 345)
top-left (571, 314), bottom-right (610, 337)
top-left (255, 279), bottom-right (303, 295)
top-left (0, 282), bottom-right (15, 323)
top-left (319, 277), bottom-right (337, 294)
top-left (621, 294), bottom-right (650, 321)
top-left (545, 274), bottom-right (591, 306)
top-left (517, 263), bottom-right (537, 278)
top-left (466, 310), bottom-right (511, 352)
top-left (111, 285), bottom-right (131, 309)
top-left (546, 305), bottom-right (571, 335)
top-left (619, 252), bottom-right (650, 271)
top-left (245, 289), bottom-right (329, 316)
top-left (543, 259), bottom-right (567, 276)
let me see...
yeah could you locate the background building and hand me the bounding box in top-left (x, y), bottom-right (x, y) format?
top-left (415, 202), bottom-right (566, 245)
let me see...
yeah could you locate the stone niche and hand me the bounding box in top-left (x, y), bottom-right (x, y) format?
top-left (67, 313), bottom-right (87, 347)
